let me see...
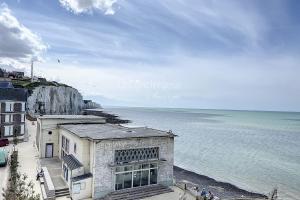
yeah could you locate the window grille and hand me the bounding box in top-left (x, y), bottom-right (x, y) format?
top-left (115, 147), bottom-right (159, 163)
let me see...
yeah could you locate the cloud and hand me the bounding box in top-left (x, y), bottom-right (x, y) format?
top-left (0, 3), bottom-right (47, 68)
top-left (59, 0), bottom-right (118, 15)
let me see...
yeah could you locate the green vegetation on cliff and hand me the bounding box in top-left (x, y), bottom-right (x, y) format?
top-left (11, 78), bottom-right (71, 93)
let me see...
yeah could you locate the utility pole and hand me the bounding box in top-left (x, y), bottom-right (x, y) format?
top-left (31, 60), bottom-right (34, 82)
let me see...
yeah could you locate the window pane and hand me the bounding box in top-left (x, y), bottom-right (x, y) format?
top-left (116, 166), bottom-right (123, 172)
top-left (142, 164), bottom-right (149, 169)
top-left (124, 166), bottom-right (132, 171)
top-left (134, 164), bottom-right (141, 170)
top-left (133, 171), bottom-right (141, 187)
top-left (150, 163), bottom-right (157, 168)
top-left (123, 172), bottom-right (132, 189)
top-left (115, 174), bottom-right (123, 190)
top-left (141, 170), bottom-right (149, 186)
top-left (150, 169), bottom-right (157, 184)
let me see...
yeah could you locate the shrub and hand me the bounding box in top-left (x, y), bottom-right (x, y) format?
top-left (2, 151), bottom-right (40, 200)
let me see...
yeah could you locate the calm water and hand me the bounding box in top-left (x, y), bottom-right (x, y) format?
top-left (105, 107), bottom-right (300, 200)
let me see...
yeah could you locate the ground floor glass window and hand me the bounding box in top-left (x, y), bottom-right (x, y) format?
top-left (115, 163), bottom-right (158, 190)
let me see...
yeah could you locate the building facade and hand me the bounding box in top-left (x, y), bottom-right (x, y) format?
top-left (36, 115), bottom-right (175, 200)
top-left (0, 79), bottom-right (27, 140)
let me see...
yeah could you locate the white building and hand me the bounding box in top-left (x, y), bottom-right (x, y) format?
top-left (0, 80), bottom-right (27, 140)
top-left (36, 115), bottom-right (175, 200)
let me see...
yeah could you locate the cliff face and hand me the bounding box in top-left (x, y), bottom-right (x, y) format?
top-left (27, 86), bottom-right (83, 116)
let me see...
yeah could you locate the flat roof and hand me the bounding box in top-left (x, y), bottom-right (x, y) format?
top-left (59, 123), bottom-right (176, 140)
top-left (39, 115), bottom-right (105, 120)
top-left (0, 88), bottom-right (27, 101)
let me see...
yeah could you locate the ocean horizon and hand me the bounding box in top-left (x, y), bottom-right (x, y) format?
top-left (105, 106), bottom-right (300, 200)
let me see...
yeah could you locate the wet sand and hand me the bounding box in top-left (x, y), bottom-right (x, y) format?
top-left (174, 166), bottom-right (268, 199)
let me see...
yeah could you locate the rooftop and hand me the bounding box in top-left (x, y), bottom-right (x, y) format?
top-left (59, 123), bottom-right (176, 140)
top-left (62, 154), bottom-right (83, 170)
top-left (0, 88), bottom-right (28, 101)
top-left (0, 81), bottom-right (13, 88)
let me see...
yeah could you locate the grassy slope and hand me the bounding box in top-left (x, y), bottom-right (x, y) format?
top-left (11, 78), bottom-right (71, 92)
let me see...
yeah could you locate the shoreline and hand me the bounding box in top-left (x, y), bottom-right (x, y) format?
top-left (174, 166), bottom-right (268, 199)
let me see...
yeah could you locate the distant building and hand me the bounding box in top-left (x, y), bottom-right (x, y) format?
top-left (36, 115), bottom-right (175, 200)
top-left (0, 68), bottom-right (5, 78)
top-left (0, 79), bottom-right (27, 140)
top-left (9, 71), bottom-right (25, 79)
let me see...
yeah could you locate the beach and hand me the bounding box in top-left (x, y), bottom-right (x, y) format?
top-left (174, 166), bottom-right (267, 199)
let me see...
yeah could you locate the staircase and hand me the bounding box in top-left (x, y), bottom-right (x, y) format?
top-left (101, 184), bottom-right (173, 200)
top-left (55, 188), bottom-right (70, 198)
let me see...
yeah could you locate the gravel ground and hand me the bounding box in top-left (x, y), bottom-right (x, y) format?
top-left (174, 166), bottom-right (268, 200)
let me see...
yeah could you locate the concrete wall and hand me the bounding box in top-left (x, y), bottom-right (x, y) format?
top-left (37, 118), bottom-right (60, 158)
top-left (92, 137), bottom-right (174, 199)
top-left (59, 129), bottom-right (91, 172)
top-left (71, 177), bottom-right (92, 200)
top-left (36, 116), bottom-right (104, 158)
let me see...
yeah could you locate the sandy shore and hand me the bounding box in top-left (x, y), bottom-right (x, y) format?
top-left (174, 166), bottom-right (268, 199)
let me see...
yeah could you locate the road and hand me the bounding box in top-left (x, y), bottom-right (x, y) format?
top-left (0, 145), bottom-right (11, 200)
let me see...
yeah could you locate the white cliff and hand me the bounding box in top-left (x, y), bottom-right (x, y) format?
top-left (27, 86), bottom-right (83, 116)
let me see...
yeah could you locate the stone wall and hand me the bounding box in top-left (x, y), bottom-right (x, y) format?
top-left (93, 137), bottom-right (174, 199)
top-left (27, 86), bottom-right (83, 116)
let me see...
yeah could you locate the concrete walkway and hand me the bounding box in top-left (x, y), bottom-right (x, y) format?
top-left (16, 120), bottom-right (42, 199)
top-left (40, 157), bottom-right (68, 190)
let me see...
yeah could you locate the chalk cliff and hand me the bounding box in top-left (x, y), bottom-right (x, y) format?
top-left (27, 85), bottom-right (83, 116)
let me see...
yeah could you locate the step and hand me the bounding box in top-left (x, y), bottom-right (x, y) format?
top-left (110, 189), bottom-right (172, 200)
top-left (107, 185), bottom-right (173, 200)
top-left (55, 188), bottom-right (69, 193)
top-left (55, 188), bottom-right (70, 197)
top-left (56, 193), bottom-right (70, 198)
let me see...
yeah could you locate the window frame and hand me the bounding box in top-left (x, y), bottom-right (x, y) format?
top-left (114, 162), bottom-right (158, 191)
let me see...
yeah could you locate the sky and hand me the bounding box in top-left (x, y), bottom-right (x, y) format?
top-left (0, 0), bottom-right (300, 111)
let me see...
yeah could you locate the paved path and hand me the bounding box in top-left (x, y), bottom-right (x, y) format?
top-left (0, 145), bottom-right (11, 200)
top-left (16, 120), bottom-right (42, 199)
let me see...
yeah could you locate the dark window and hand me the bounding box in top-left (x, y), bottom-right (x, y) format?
top-left (13, 125), bottom-right (21, 135)
top-left (150, 168), bottom-right (158, 184)
top-left (1, 114), bottom-right (5, 123)
top-left (74, 143), bottom-right (77, 154)
top-left (48, 131), bottom-right (52, 135)
top-left (13, 114), bottom-right (21, 123)
top-left (14, 103), bottom-right (22, 112)
top-left (1, 103), bottom-right (5, 112)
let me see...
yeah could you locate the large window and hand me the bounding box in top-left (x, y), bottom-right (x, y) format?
top-left (115, 163), bottom-right (158, 190)
top-left (61, 136), bottom-right (69, 158)
top-left (5, 102), bottom-right (13, 112)
top-left (4, 125), bottom-right (13, 136)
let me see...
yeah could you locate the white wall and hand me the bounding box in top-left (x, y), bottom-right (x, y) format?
top-left (92, 137), bottom-right (174, 199)
top-left (71, 177), bottom-right (92, 200)
top-left (59, 129), bottom-right (91, 173)
top-left (37, 116), bottom-right (104, 158)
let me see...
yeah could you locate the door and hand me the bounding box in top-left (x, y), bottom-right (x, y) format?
top-left (45, 143), bottom-right (53, 158)
top-left (63, 164), bottom-right (69, 182)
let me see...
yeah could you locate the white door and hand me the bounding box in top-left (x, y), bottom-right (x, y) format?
top-left (45, 143), bottom-right (53, 158)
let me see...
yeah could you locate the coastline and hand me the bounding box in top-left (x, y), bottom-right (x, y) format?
top-left (174, 166), bottom-right (268, 199)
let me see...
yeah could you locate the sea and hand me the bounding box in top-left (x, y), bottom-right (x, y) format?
top-left (105, 107), bottom-right (300, 200)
